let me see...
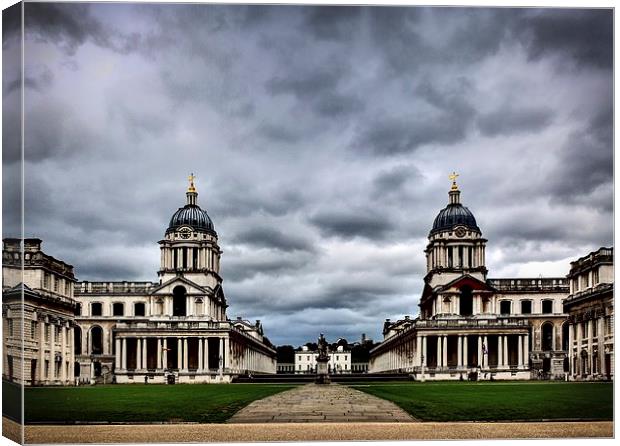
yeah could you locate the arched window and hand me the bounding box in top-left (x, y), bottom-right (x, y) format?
top-left (542, 322), bottom-right (554, 351)
top-left (74, 326), bottom-right (82, 355)
top-left (173, 286), bottom-right (187, 316)
top-left (90, 326), bottom-right (103, 355)
top-left (459, 286), bottom-right (473, 316)
top-left (195, 298), bottom-right (204, 316)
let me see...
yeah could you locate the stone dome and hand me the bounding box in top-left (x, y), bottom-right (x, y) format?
top-left (431, 203), bottom-right (479, 235)
top-left (167, 205), bottom-right (215, 234)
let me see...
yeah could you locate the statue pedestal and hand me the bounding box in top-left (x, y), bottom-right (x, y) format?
top-left (315, 358), bottom-right (330, 384)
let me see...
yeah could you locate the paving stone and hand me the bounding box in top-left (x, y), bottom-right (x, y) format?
top-left (227, 383), bottom-right (416, 423)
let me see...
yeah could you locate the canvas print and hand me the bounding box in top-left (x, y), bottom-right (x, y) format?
top-left (1, 1), bottom-right (614, 444)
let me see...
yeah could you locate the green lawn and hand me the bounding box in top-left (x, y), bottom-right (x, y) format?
top-left (350, 381), bottom-right (613, 422)
top-left (14, 381), bottom-right (296, 423)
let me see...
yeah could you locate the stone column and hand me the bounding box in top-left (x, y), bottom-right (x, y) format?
top-left (163, 338), bottom-right (168, 370)
top-left (121, 338), bottom-right (127, 370)
top-left (422, 336), bottom-right (427, 367)
top-left (442, 336), bottom-right (448, 368)
top-left (136, 338), bottom-right (142, 370)
top-left (204, 338), bottom-right (209, 370)
top-left (523, 334), bottom-right (530, 369)
top-left (69, 325), bottom-right (75, 382)
top-left (483, 336), bottom-right (488, 369)
top-left (496, 335), bottom-right (502, 367)
top-left (156, 338), bottom-right (162, 369)
top-left (416, 336), bottom-right (422, 366)
top-left (177, 338), bottom-right (182, 370)
top-left (224, 337), bottom-right (230, 369)
top-left (115, 337), bottom-right (121, 370)
top-left (39, 320), bottom-right (46, 382)
top-left (50, 323), bottom-right (56, 380)
top-left (518, 335), bottom-right (524, 368)
top-left (477, 336), bottom-right (483, 368)
top-left (142, 337), bottom-right (148, 370)
top-left (198, 337), bottom-right (204, 371)
top-left (436, 336), bottom-right (442, 368)
top-left (503, 335), bottom-right (509, 368)
top-left (183, 338), bottom-right (188, 371)
top-left (60, 325), bottom-right (67, 382)
top-left (463, 335), bottom-right (468, 367)
top-left (568, 323), bottom-right (574, 376)
top-left (457, 336), bottom-right (463, 367)
top-left (219, 337), bottom-right (224, 372)
top-left (587, 320), bottom-right (593, 374)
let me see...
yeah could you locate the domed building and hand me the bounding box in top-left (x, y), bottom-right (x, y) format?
top-left (369, 174), bottom-right (575, 380)
top-left (70, 175), bottom-right (277, 384)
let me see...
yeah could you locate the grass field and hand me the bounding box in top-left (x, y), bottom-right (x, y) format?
top-left (350, 381), bottom-right (614, 421)
top-left (6, 381), bottom-right (297, 424)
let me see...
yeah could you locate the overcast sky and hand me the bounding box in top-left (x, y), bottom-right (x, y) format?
top-left (2, 3), bottom-right (613, 346)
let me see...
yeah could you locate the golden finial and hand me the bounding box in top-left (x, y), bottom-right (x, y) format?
top-left (449, 171), bottom-right (459, 191)
top-left (187, 173), bottom-right (196, 193)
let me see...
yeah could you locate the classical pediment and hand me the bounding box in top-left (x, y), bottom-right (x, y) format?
top-left (150, 275), bottom-right (210, 295)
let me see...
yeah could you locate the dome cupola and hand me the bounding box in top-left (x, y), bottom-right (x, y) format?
top-left (166, 173), bottom-right (216, 235)
top-left (430, 172), bottom-right (480, 235)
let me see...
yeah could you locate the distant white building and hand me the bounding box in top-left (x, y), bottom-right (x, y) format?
top-left (295, 345), bottom-right (351, 374)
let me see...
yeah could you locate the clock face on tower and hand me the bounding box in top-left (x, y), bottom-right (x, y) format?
top-left (179, 226), bottom-right (192, 239)
top-left (455, 226), bottom-right (466, 238)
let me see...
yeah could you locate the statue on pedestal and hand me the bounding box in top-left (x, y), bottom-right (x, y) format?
top-left (315, 333), bottom-right (331, 384)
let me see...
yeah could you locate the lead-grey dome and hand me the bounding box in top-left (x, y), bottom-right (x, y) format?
top-left (167, 205), bottom-right (215, 234)
top-left (431, 203), bottom-right (479, 235)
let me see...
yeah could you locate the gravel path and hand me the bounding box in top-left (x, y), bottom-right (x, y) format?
top-left (227, 383), bottom-right (415, 423)
top-left (8, 418), bottom-right (612, 443)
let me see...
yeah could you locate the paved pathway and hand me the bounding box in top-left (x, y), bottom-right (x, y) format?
top-left (227, 383), bottom-right (415, 423)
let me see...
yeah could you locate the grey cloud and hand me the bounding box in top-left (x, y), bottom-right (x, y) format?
top-left (477, 105), bottom-right (554, 137)
top-left (25, 3), bottom-right (140, 56)
top-left (232, 226), bottom-right (315, 253)
top-left (303, 6), bottom-right (362, 41)
top-left (516, 9), bottom-right (613, 69)
top-left (309, 209), bottom-right (394, 240)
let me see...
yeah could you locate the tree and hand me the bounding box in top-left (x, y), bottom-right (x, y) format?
top-left (276, 345), bottom-right (295, 363)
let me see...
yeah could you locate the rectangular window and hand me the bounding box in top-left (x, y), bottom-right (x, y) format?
top-left (113, 303), bottom-right (124, 316)
top-left (593, 269), bottom-right (599, 285)
top-left (448, 248), bottom-right (453, 268)
top-left (44, 324), bottom-right (49, 342)
top-left (500, 301), bottom-right (511, 315)
top-left (43, 273), bottom-right (50, 289)
top-left (8, 319), bottom-right (13, 337)
top-left (542, 300), bottom-right (553, 314)
top-left (65, 281), bottom-right (71, 296)
top-left (53, 276), bottom-right (59, 292)
top-left (134, 303), bottom-right (146, 316)
top-left (91, 303), bottom-right (102, 316)
top-left (521, 301), bottom-right (532, 314)
top-left (31, 321), bottom-right (36, 339)
top-left (592, 319), bottom-right (598, 337)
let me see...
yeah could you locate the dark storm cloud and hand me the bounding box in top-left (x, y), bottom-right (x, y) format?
top-left (232, 226), bottom-right (315, 253)
top-left (303, 6), bottom-right (362, 41)
top-left (477, 105), bottom-right (554, 137)
top-left (25, 3), bottom-right (140, 55)
top-left (547, 103), bottom-right (613, 203)
top-left (516, 9), bottom-right (613, 69)
top-left (309, 209), bottom-right (394, 240)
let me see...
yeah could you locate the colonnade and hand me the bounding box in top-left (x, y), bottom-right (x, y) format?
top-left (37, 317), bottom-right (74, 384)
top-left (114, 335), bottom-right (274, 374)
top-left (427, 242), bottom-right (486, 271)
top-left (160, 245), bottom-right (220, 272)
top-left (371, 333), bottom-right (530, 373)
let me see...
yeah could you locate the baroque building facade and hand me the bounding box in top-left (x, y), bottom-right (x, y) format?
top-left (564, 247), bottom-right (614, 380)
top-left (2, 177), bottom-right (277, 385)
top-left (369, 175), bottom-right (594, 380)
